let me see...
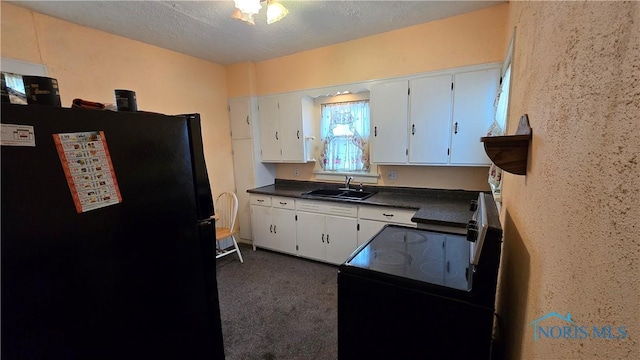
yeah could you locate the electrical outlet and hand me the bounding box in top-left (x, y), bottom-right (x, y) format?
top-left (294, 168), bottom-right (300, 176)
top-left (389, 170), bottom-right (397, 180)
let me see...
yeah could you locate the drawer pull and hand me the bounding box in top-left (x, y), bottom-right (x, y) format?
top-left (279, 201), bottom-right (287, 205)
top-left (382, 213), bottom-right (394, 218)
top-left (257, 199), bottom-right (265, 203)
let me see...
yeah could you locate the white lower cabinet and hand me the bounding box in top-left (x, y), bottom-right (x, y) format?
top-left (357, 205), bottom-right (418, 246)
top-left (250, 195), bottom-right (296, 255)
top-left (295, 200), bottom-right (358, 265)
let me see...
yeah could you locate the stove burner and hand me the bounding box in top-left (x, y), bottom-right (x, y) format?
top-left (419, 262), bottom-right (460, 279)
top-left (390, 230), bottom-right (427, 244)
top-left (371, 248), bottom-right (413, 267)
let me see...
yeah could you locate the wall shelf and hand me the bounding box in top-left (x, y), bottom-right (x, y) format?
top-left (481, 114), bottom-right (532, 175)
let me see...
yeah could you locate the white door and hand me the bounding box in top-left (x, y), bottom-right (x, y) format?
top-left (450, 68), bottom-right (500, 165)
top-left (370, 80), bottom-right (409, 164)
top-left (251, 205), bottom-right (272, 249)
top-left (232, 139), bottom-right (255, 241)
top-left (229, 97), bottom-right (252, 140)
top-left (278, 93), bottom-right (305, 162)
top-left (258, 96), bottom-right (281, 162)
top-left (408, 74), bottom-right (452, 164)
top-left (272, 208), bottom-right (297, 255)
top-left (325, 215), bottom-right (358, 265)
top-left (295, 211), bottom-right (326, 261)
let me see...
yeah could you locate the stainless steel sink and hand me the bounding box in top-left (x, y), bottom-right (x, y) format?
top-left (302, 188), bottom-right (376, 201)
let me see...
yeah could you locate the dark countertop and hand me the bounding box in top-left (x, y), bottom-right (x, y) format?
top-left (247, 179), bottom-right (483, 229)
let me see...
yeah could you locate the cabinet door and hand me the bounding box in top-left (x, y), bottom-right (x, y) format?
top-left (258, 96), bottom-right (281, 162)
top-left (232, 139), bottom-right (255, 241)
top-left (370, 80), bottom-right (409, 164)
top-left (272, 208), bottom-right (297, 255)
top-left (251, 205), bottom-right (272, 249)
top-left (295, 211), bottom-right (326, 262)
top-left (450, 68), bottom-right (500, 165)
top-left (357, 219), bottom-right (386, 246)
top-left (229, 97), bottom-right (252, 140)
top-left (278, 93), bottom-right (305, 162)
top-left (408, 74), bottom-right (452, 164)
top-left (326, 215), bottom-right (358, 265)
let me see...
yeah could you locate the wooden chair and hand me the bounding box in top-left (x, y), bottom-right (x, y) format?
top-left (214, 192), bottom-right (243, 263)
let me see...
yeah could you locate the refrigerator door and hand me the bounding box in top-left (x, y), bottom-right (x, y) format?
top-left (1, 104), bottom-right (224, 359)
top-left (181, 113), bottom-right (215, 221)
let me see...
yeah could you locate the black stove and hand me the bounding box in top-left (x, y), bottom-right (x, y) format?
top-left (338, 192), bottom-right (502, 359)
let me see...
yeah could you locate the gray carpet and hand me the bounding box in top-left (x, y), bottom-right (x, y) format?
top-left (216, 243), bottom-right (338, 360)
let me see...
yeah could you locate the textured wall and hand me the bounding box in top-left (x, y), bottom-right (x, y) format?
top-left (1, 2), bottom-right (236, 199)
top-left (497, 1), bottom-right (639, 359)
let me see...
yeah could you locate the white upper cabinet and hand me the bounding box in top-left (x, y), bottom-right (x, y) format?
top-left (450, 68), bottom-right (500, 165)
top-left (408, 74), bottom-right (453, 164)
top-left (228, 97), bottom-right (253, 140)
top-left (257, 93), bottom-right (313, 163)
top-left (257, 96), bottom-right (281, 162)
top-left (369, 63), bottom-right (500, 166)
top-left (370, 80), bottom-right (409, 164)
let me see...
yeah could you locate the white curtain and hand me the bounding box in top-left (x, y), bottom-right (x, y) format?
top-left (488, 65), bottom-right (511, 191)
top-left (320, 100), bottom-right (370, 172)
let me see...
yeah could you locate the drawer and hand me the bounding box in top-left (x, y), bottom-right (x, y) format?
top-left (358, 205), bottom-right (417, 225)
top-left (250, 194), bottom-right (272, 207)
top-left (272, 196), bottom-right (295, 210)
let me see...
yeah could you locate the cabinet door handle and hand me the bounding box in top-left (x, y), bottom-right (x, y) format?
top-left (296, 130), bottom-right (300, 139)
top-left (374, 126), bottom-right (377, 137)
top-left (275, 131), bottom-right (279, 140)
top-left (382, 213), bottom-right (394, 218)
top-left (274, 225), bottom-right (277, 234)
top-left (246, 115), bottom-right (249, 124)
top-left (270, 224), bottom-right (273, 233)
top-left (322, 234), bottom-right (325, 243)
top-left (454, 122), bottom-right (458, 134)
top-left (412, 124), bottom-right (415, 135)
top-left (326, 234), bottom-right (330, 244)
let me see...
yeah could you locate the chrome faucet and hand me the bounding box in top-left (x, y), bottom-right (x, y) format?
top-left (341, 176), bottom-right (354, 190)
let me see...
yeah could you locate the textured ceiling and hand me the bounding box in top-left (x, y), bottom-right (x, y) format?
top-left (9, 0), bottom-right (505, 65)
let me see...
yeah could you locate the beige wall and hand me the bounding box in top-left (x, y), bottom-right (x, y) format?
top-left (1, 2), bottom-right (235, 198)
top-left (226, 4), bottom-right (509, 191)
top-left (497, 1), bottom-right (639, 359)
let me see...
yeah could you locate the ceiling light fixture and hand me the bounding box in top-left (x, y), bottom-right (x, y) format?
top-left (232, 0), bottom-right (288, 25)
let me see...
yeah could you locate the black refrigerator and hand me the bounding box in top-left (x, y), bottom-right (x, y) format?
top-left (1, 104), bottom-right (225, 359)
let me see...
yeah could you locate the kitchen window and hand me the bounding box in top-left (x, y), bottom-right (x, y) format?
top-left (319, 100), bottom-right (370, 173)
